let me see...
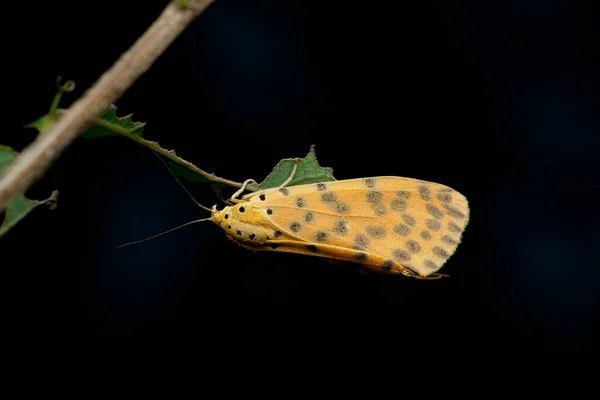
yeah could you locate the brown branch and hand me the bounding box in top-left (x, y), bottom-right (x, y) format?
top-left (0, 0), bottom-right (216, 213)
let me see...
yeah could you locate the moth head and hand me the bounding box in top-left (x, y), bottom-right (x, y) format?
top-left (210, 205), bottom-right (232, 226)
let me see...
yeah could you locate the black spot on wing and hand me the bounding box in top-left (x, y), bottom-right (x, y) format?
top-left (306, 244), bottom-right (318, 252)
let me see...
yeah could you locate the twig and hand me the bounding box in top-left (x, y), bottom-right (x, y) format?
top-left (85, 111), bottom-right (244, 188)
top-left (0, 0), bottom-right (216, 213)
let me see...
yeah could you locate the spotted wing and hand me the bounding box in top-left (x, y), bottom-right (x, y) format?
top-left (246, 177), bottom-right (469, 277)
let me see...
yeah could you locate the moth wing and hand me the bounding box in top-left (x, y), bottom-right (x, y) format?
top-left (261, 239), bottom-right (401, 274)
top-left (246, 176), bottom-right (469, 277)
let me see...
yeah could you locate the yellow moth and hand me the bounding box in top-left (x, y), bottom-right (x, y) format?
top-left (212, 172), bottom-right (468, 279)
top-left (122, 161), bottom-right (469, 280)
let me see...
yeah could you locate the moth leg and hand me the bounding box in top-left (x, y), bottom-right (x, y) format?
top-left (278, 159), bottom-right (299, 189)
top-left (229, 179), bottom-right (257, 204)
top-left (402, 270), bottom-right (450, 280)
top-left (424, 273), bottom-right (450, 279)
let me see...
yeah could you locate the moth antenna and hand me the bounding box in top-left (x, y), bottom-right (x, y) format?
top-left (117, 217), bottom-right (211, 248)
top-left (151, 151), bottom-right (212, 212)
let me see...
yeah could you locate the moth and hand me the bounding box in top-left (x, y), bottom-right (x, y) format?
top-left (208, 171), bottom-right (469, 279)
top-left (121, 162), bottom-right (469, 279)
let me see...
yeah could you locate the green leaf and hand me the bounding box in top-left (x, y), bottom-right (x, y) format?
top-left (248, 145), bottom-right (336, 191)
top-left (0, 146), bottom-right (58, 238)
top-left (24, 114), bottom-right (58, 134)
top-left (83, 104), bottom-right (146, 138)
top-left (24, 77), bottom-right (76, 135)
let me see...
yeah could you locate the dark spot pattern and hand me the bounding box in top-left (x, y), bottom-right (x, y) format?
top-left (364, 179), bottom-right (376, 188)
top-left (273, 230), bottom-right (282, 238)
top-left (295, 197), bottom-right (306, 208)
top-left (354, 251), bottom-right (368, 261)
top-left (402, 214), bottom-right (416, 226)
top-left (270, 243), bottom-right (279, 249)
top-left (425, 219), bottom-right (441, 231)
top-left (365, 225), bottom-right (386, 239)
top-left (393, 249), bottom-right (411, 262)
top-left (239, 206), bottom-right (245, 213)
top-left (236, 230), bottom-right (242, 235)
top-left (224, 214), bottom-right (229, 220)
top-left (423, 259), bottom-right (438, 270)
top-left (316, 183), bottom-right (327, 191)
top-left (393, 224), bottom-right (410, 236)
top-left (418, 185), bottom-right (431, 201)
top-left (366, 190), bottom-right (383, 203)
top-left (333, 220), bottom-right (349, 235)
top-left (426, 204), bottom-right (444, 219)
top-left (432, 246), bottom-right (450, 259)
top-left (371, 203), bottom-right (387, 216)
top-left (355, 233), bottom-right (369, 247)
top-left (249, 233), bottom-right (255, 240)
top-left (442, 235), bottom-right (458, 245)
top-left (406, 240), bottom-right (421, 253)
top-left (334, 201), bottom-right (350, 214)
top-left (382, 260), bottom-right (394, 272)
top-left (315, 231), bottom-right (328, 242)
top-left (420, 230), bottom-right (432, 240)
top-left (321, 192), bottom-right (337, 202)
top-left (448, 222), bottom-right (462, 233)
top-left (390, 199), bottom-right (406, 211)
top-left (443, 204), bottom-right (466, 219)
top-left (436, 192), bottom-right (452, 202)
top-left (396, 190), bottom-right (411, 199)
top-left (227, 225), bottom-right (231, 229)
top-left (290, 222), bottom-right (301, 233)
top-left (304, 212), bottom-right (315, 223)
top-left (266, 209), bottom-right (273, 215)
top-left (306, 244), bottom-right (318, 252)
top-left (259, 194), bottom-right (266, 201)
top-left (279, 188), bottom-right (290, 196)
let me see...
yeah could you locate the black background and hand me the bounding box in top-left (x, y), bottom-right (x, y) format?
top-left (5, 0), bottom-right (599, 369)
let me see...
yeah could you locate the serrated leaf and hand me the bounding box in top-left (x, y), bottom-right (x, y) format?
top-left (83, 104), bottom-right (146, 138)
top-left (0, 146), bottom-right (58, 238)
top-left (248, 145), bottom-right (336, 191)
